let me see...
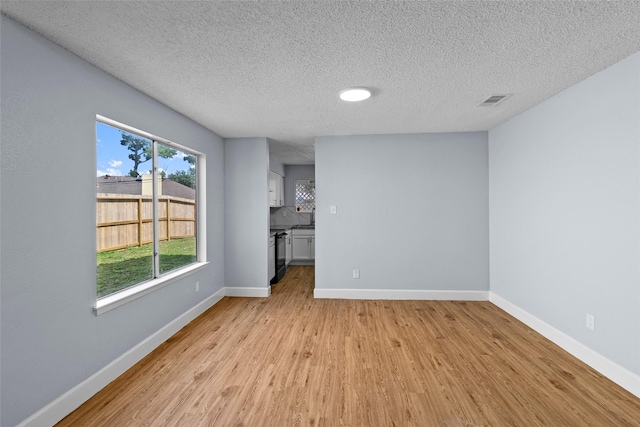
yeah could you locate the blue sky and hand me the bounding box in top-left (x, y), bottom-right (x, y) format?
top-left (96, 122), bottom-right (192, 177)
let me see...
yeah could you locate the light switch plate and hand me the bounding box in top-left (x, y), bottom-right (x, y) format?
top-left (330, 205), bottom-right (337, 214)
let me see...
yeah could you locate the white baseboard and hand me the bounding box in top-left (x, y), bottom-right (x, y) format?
top-left (490, 292), bottom-right (640, 398)
top-left (314, 288), bottom-right (489, 301)
top-left (18, 288), bottom-right (226, 427)
top-left (288, 260), bottom-right (315, 266)
top-left (225, 286), bottom-right (271, 297)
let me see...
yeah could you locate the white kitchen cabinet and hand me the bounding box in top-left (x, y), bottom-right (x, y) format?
top-left (275, 173), bottom-right (283, 206)
top-left (269, 171), bottom-right (284, 207)
top-left (292, 229), bottom-right (315, 261)
top-left (269, 234), bottom-right (276, 280)
top-left (285, 232), bottom-right (292, 265)
top-left (309, 236), bottom-right (315, 259)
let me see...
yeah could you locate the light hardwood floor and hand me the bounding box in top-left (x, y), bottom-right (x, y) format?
top-left (58, 266), bottom-right (640, 426)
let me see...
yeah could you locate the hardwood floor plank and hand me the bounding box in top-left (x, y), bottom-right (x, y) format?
top-left (57, 266), bottom-right (640, 426)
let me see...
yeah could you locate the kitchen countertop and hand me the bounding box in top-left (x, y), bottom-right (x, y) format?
top-left (270, 226), bottom-right (314, 237)
top-left (271, 225), bottom-right (315, 232)
top-left (270, 228), bottom-right (293, 237)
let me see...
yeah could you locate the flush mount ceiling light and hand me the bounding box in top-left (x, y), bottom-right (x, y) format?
top-left (339, 87), bottom-right (371, 102)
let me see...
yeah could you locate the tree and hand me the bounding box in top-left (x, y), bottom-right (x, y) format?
top-left (168, 169), bottom-right (196, 189)
top-left (167, 155), bottom-right (196, 189)
top-left (120, 133), bottom-right (177, 176)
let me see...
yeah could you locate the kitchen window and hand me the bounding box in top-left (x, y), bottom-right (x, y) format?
top-left (295, 179), bottom-right (315, 213)
top-left (95, 116), bottom-right (206, 314)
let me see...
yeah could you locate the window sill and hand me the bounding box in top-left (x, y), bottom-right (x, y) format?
top-left (93, 262), bottom-right (209, 316)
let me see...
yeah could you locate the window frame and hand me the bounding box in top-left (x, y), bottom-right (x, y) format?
top-left (94, 115), bottom-right (207, 315)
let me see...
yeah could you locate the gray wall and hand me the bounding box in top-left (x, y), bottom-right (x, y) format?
top-left (283, 165), bottom-right (315, 206)
top-left (315, 132), bottom-right (489, 291)
top-left (489, 52), bottom-right (640, 375)
top-left (224, 138), bottom-right (270, 288)
top-left (269, 151), bottom-right (285, 176)
top-left (0, 16), bottom-right (225, 426)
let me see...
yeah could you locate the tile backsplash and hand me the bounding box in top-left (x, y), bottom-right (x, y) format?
top-left (270, 206), bottom-right (314, 229)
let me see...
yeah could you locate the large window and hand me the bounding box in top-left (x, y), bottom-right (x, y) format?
top-left (95, 116), bottom-right (205, 313)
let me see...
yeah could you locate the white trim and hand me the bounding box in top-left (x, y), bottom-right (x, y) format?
top-left (18, 288), bottom-right (225, 427)
top-left (152, 141), bottom-right (160, 277)
top-left (94, 262), bottom-right (209, 315)
top-left (196, 155), bottom-right (206, 263)
top-left (225, 286), bottom-right (271, 298)
top-left (289, 260), bottom-right (315, 266)
top-left (490, 292), bottom-right (640, 398)
top-left (313, 288), bottom-right (489, 301)
top-left (96, 115), bottom-right (200, 155)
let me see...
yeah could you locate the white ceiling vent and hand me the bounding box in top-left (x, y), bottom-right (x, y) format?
top-left (478, 94), bottom-right (512, 107)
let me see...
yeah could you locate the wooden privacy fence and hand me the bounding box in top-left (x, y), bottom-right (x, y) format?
top-left (97, 193), bottom-right (196, 252)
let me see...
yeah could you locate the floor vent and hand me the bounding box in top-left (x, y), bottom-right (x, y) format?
top-left (478, 94), bottom-right (511, 107)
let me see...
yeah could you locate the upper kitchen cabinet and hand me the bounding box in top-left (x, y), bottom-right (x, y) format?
top-left (269, 171), bottom-right (284, 207)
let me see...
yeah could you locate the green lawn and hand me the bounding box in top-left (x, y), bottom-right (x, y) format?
top-left (97, 237), bottom-right (196, 298)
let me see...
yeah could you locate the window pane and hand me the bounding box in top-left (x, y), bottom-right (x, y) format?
top-left (158, 145), bottom-right (197, 275)
top-left (295, 179), bottom-right (315, 213)
top-left (96, 122), bottom-right (154, 298)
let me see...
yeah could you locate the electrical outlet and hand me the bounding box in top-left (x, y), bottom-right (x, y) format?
top-left (283, 211), bottom-right (287, 216)
top-left (586, 313), bottom-right (594, 331)
top-left (353, 269), bottom-right (360, 279)
top-left (196, 281), bottom-right (200, 292)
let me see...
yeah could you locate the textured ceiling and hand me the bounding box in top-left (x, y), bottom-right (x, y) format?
top-left (2, 1), bottom-right (640, 164)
